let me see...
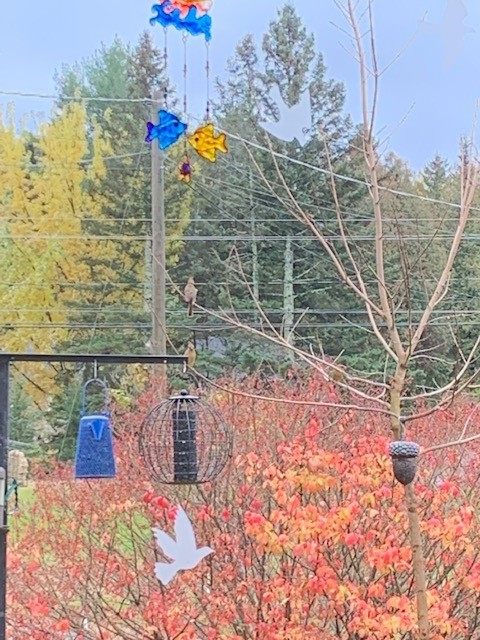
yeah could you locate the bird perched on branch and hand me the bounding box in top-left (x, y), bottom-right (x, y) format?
top-left (184, 341), bottom-right (197, 368)
top-left (184, 277), bottom-right (198, 317)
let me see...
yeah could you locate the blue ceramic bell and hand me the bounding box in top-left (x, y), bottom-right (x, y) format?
top-left (74, 378), bottom-right (116, 479)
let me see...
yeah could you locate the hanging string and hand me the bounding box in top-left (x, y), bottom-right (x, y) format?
top-left (205, 41), bottom-right (211, 121)
top-left (183, 34), bottom-right (188, 117)
top-left (180, 33), bottom-right (192, 182)
top-left (163, 28), bottom-right (169, 109)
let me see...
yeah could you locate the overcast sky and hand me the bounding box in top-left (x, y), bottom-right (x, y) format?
top-left (0, 0), bottom-right (479, 170)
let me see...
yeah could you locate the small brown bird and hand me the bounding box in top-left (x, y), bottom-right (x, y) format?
top-left (184, 277), bottom-right (198, 317)
top-left (184, 341), bottom-right (197, 368)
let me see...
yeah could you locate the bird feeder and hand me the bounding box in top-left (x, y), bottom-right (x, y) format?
top-left (74, 378), bottom-right (116, 479)
top-left (388, 441), bottom-right (420, 486)
top-left (139, 390), bottom-right (232, 485)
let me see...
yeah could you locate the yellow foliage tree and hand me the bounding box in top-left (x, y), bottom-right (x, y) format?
top-left (0, 103), bottom-right (109, 401)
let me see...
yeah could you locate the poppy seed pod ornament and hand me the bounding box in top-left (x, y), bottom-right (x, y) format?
top-left (388, 441), bottom-right (420, 486)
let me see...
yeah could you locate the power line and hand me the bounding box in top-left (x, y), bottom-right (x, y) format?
top-left (4, 320), bottom-right (480, 330)
top-left (2, 88), bottom-right (473, 213)
top-left (3, 147), bottom-right (456, 228)
top-left (1, 215), bottom-right (469, 224)
top-left (2, 277), bottom-right (480, 288)
top-left (0, 282), bottom-right (145, 288)
top-left (0, 90), bottom-right (154, 103)
top-left (0, 307), bottom-right (479, 317)
top-left (222, 129), bottom-right (474, 213)
top-left (0, 151), bottom-right (148, 170)
top-left (3, 233), bottom-right (480, 242)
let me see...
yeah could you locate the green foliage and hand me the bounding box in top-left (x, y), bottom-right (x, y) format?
top-left (263, 4), bottom-right (315, 107)
top-left (9, 380), bottom-right (43, 456)
top-left (55, 33), bottom-right (192, 358)
top-left (46, 373), bottom-right (84, 462)
top-left (174, 6), bottom-right (362, 373)
top-left (4, 6), bottom-right (479, 445)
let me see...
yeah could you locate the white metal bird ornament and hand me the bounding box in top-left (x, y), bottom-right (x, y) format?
top-left (260, 85), bottom-right (312, 146)
top-left (418, 0), bottom-right (474, 69)
top-left (153, 506), bottom-right (214, 586)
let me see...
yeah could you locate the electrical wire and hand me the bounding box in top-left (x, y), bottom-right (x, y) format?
top-left (3, 93), bottom-right (480, 371)
top-left (0, 307), bottom-right (479, 316)
top-left (1, 89), bottom-right (475, 213)
top-left (2, 214), bottom-right (478, 224)
top-left (4, 321), bottom-right (480, 330)
top-left (0, 90), bottom-right (154, 103)
top-left (4, 233), bottom-right (480, 241)
top-left (0, 151), bottom-right (148, 170)
top-left (2, 278), bottom-right (480, 288)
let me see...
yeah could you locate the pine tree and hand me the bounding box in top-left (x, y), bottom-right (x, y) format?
top-left (54, 34), bottom-right (192, 355)
top-left (422, 154), bottom-right (449, 195)
top-left (262, 4), bottom-right (315, 107)
top-left (174, 6), bottom-right (365, 373)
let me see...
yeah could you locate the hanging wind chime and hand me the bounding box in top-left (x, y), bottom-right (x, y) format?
top-left (143, 1), bottom-right (232, 591)
top-left (146, 0), bottom-right (228, 181)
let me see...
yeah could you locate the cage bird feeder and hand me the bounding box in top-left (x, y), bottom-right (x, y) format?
top-left (388, 441), bottom-right (420, 486)
top-left (74, 378), bottom-right (116, 479)
top-left (139, 390), bottom-right (233, 485)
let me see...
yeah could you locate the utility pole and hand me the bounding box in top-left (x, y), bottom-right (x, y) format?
top-left (151, 90), bottom-right (167, 357)
top-left (249, 169), bottom-right (260, 326)
top-left (0, 358), bottom-right (8, 640)
top-left (283, 235), bottom-right (295, 359)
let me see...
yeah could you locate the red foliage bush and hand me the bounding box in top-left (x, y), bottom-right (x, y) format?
top-left (8, 373), bottom-right (480, 639)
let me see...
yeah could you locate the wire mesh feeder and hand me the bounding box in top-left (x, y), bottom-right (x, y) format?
top-left (139, 390), bottom-right (233, 485)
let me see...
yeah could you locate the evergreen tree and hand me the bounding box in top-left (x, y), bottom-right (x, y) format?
top-left (262, 4), bottom-right (315, 107)
top-left (54, 33), bottom-right (191, 356)
top-left (215, 35), bottom-right (276, 123)
top-left (173, 4), bottom-right (366, 373)
top-left (422, 154), bottom-right (449, 195)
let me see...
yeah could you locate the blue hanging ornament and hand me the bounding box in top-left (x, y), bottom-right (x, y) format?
top-left (150, 1), bottom-right (212, 41)
top-left (74, 378), bottom-right (116, 479)
top-left (146, 109), bottom-right (188, 150)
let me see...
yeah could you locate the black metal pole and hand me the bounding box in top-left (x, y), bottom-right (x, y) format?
top-left (0, 357), bottom-right (9, 640)
top-left (0, 352), bottom-right (186, 638)
top-left (4, 353), bottom-right (186, 365)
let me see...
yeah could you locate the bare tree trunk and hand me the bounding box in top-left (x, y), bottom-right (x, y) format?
top-left (405, 483), bottom-right (430, 639)
top-left (390, 361), bottom-right (430, 638)
top-left (390, 362), bottom-right (408, 439)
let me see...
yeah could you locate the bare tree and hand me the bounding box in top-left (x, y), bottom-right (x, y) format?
top-left (185, 2), bottom-right (480, 637)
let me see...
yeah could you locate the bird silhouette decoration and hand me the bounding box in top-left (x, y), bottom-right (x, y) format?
top-left (153, 506), bottom-right (214, 586)
top-left (418, 0), bottom-right (474, 69)
top-left (260, 85), bottom-right (312, 146)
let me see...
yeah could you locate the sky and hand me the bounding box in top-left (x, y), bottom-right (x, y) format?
top-left (0, 0), bottom-right (479, 171)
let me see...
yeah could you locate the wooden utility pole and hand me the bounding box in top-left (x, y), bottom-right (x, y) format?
top-left (151, 91), bottom-right (167, 357)
top-left (249, 169), bottom-right (260, 325)
top-left (283, 235), bottom-right (295, 356)
top-left (0, 358), bottom-right (8, 640)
